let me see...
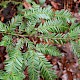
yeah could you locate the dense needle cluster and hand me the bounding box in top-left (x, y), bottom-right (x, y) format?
top-left (0, 1), bottom-right (80, 80)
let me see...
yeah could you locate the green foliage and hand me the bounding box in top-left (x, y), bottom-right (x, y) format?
top-left (71, 40), bottom-right (80, 63)
top-left (38, 52), bottom-right (57, 80)
top-left (0, 1), bottom-right (80, 80)
top-left (24, 2), bottom-right (53, 20)
top-left (55, 10), bottom-right (72, 22)
top-left (36, 44), bottom-right (61, 56)
top-left (27, 50), bottom-right (40, 80)
top-left (0, 22), bottom-right (8, 32)
top-left (0, 1), bottom-right (21, 8)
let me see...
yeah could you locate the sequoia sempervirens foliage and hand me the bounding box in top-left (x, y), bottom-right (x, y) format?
top-left (0, 1), bottom-right (80, 80)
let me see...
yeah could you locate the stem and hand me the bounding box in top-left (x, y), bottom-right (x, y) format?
top-left (1, 32), bottom-right (80, 41)
top-left (1, 32), bottom-right (29, 37)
